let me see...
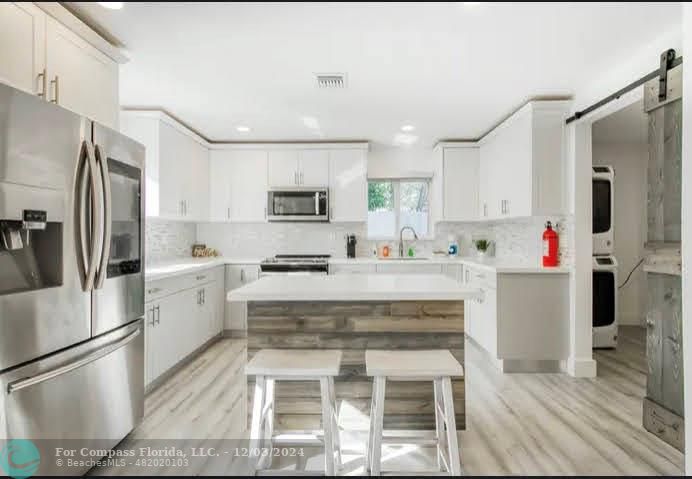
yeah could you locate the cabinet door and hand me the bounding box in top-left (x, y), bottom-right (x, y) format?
top-left (158, 121), bottom-right (186, 219)
top-left (45, 17), bottom-right (119, 128)
top-left (501, 112), bottom-right (532, 218)
top-left (144, 304), bottom-right (157, 386)
top-left (299, 150), bottom-right (329, 186)
top-left (209, 150), bottom-right (234, 222)
top-left (329, 149), bottom-right (367, 222)
top-left (267, 150), bottom-right (299, 187)
top-left (225, 265), bottom-right (260, 330)
top-left (443, 264), bottom-right (462, 282)
top-left (0, 2), bottom-right (45, 95)
top-left (186, 138), bottom-right (210, 221)
top-left (443, 148), bottom-right (479, 221)
top-left (229, 150), bottom-right (268, 222)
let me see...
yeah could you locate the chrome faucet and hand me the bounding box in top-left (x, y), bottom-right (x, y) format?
top-left (399, 226), bottom-right (419, 258)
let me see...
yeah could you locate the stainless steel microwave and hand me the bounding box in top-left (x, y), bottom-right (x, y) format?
top-left (267, 188), bottom-right (329, 222)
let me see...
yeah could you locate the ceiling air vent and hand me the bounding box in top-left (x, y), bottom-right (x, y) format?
top-left (316, 73), bottom-right (346, 89)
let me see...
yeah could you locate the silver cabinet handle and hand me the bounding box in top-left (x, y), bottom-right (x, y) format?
top-left (227, 207), bottom-right (231, 220)
top-left (240, 269), bottom-right (245, 283)
top-left (148, 307), bottom-right (156, 326)
top-left (196, 275), bottom-right (207, 281)
top-left (264, 206), bottom-right (267, 219)
top-left (147, 287), bottom-right (161, 295)
top-left (202, 288), bottom-right (205, 305)
top-left (155, 305), bottom-right (160, 324)
top-left (50, 75), bottom-right (59, 103)
top-left (7, 327), bottom-right (141, 394)
top-left (300, 171), bottom-right (304, 185)
top-left (37, 69), bottom-right (47, 98)
top-left (329, 207), bottom-right (333, 221)
top-left (94, 145), bottom-right (111, 290)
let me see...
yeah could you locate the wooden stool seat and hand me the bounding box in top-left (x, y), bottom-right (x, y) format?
top-left (365, 349), bottom-right (464, 476)
top-left (246, 349), bottom-right (342, 476)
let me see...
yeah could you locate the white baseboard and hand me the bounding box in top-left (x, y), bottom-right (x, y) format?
top-left (566, 357), bottom-right (597, 378)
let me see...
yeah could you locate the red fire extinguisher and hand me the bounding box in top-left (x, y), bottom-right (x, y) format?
top-left (542, 221), bottom-right (559, 267)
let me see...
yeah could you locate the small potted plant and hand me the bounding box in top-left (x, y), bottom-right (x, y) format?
top-left (474, 239), bottom-right (492, 258)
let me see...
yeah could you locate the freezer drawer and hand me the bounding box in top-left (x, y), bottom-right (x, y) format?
top-left (0, 319), bottom-right (144, 476)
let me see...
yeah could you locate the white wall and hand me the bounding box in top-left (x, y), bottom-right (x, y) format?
top-left (591, 141), bottom-right (648, 326)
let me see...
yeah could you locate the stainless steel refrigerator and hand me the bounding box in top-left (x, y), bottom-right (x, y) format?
top-left (0, 82), bottom-right (145, 474)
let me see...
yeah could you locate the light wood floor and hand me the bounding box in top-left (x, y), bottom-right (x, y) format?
top-left (92, 326), bottom-right (683, 476)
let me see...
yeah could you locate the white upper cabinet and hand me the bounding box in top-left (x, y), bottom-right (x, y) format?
top-left (0, 3), bottom-right (122, 129)
top-left (299, 149), bottom-right (330, 186)
top-left (435, 144), bottom-right (479, 222)
top-left (478, 100), bottom-right (569, 219)
top-left (267, 150), bottom-right (300, 187)
top-left (0, 3), bottom-right (45, 96)
top-left (120, 111), bottom-right (210, 221)
top-left (329, 148), bottom-right (368, 222)
top-left (209, 149), bottom-right (268, 222)
top-left (267, 149), bottom-right (329, 187)
top-left (45, 16), bottom-right (119, 129)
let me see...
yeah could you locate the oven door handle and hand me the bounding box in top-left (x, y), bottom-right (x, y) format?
top-left (94, 145), bottom-right (112, 289)
top-left (7, 327), bottom-right (141, 394)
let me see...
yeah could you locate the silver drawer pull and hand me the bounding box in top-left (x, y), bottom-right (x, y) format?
top-left (7, 327), bottom-right (141, 394)
top-left (196, 275), bottom-right (207, 281)
top-left (147, 287), bottom-right (162, 294)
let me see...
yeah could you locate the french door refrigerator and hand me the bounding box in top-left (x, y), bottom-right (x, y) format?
top-left (0, 82), bottom-right (145, 475)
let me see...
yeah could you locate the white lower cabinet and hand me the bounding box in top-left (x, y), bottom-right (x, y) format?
top-left (225, 264), bottom-right (260, 331)
top-left (144, 266), bottom-right (224, 387)
top-left (329, 263), bottom-right (377, 275)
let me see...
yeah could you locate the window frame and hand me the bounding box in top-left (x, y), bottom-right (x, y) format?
top-left (367, 178), bottom-right (432, 240)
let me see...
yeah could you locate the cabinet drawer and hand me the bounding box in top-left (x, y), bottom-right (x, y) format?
top-left (329, 263), bottom-right (377, 275)
top-left (463, 265), bottom-right (497, 289)
top-left (146, 267), bottom-right (218, 302)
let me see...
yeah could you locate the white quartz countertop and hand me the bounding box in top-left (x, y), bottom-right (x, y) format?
top-left (227, 274), bottom-right (483, 302)
top-left (146, 255), bottom-right (570, 282)
top-left (330, 256), bottom-right (572, 274)
top-left (146, 257), bottom-right (263, 281)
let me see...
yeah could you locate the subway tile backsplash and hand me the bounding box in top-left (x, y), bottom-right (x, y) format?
top-left (145, 218), bottom-right (197, 264)
top-left (193, 215), bottom-right (574, 266)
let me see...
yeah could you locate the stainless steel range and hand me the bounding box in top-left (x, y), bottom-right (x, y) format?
top-left (260, 255), bottom-right (330, 276)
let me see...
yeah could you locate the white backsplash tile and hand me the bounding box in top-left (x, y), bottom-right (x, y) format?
top-left (194, 215), bottom-right (574, 266)
top-left (196, 222), bottom-right (369, 259)
top-left (145, 218), bottom-right (197, 264)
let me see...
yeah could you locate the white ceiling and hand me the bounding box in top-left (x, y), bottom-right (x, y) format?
top-left (592, 100), bottom-right (648, 145)
top-left (68, 2), bottom-right (680, 147)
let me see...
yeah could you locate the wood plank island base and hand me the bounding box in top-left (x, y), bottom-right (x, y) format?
top-left (228, 274), bottom-right (481, 431)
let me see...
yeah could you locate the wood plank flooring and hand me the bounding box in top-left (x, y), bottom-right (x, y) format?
top-left (91, 326), bottom-right (683, 476)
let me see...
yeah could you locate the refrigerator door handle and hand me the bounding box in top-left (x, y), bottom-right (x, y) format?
top-left (6, 327), bottom-right (142, 394)
top-left (94, 145), bottom-right (112, 289)
top-left (78, 140), bottom-right (101, 292)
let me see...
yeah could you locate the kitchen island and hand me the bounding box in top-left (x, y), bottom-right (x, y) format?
top-left (228, 274), bottom-right (480, 430)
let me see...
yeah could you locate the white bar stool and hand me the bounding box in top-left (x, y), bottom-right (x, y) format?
top-left (364, 350), bottom-right (464, 476)
top-left (245, 349), bottom-right (342, 476)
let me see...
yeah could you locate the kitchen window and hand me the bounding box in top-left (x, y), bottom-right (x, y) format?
top-left (367, 179), bottom-right (430, 239)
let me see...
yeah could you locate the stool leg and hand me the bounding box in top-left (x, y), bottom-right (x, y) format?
top-left (328, 376), bottom-right (342, 469)
top-left (249, 376), bottom-right (266, 475)
top-left (370, 376), bottom-right (386, 477)
top-left (441, 377), bottom-right (461, 476)
top-left (259, 378), bottom-right (275, 470)
top-left (433, 378), bottom-right (446, 472)
top-left (320, 377), bottom-right (335, 476)
top-left (364, 381), bottom-right (377, 473)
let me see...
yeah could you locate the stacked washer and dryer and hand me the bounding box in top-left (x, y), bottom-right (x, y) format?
top-left (592, 166), bottom-right (618, 348)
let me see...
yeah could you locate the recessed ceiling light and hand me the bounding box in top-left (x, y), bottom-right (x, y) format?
top-left (236, 125), bottom-right (251, 133)
top-left (98, 2), bottom-right (124, 10)
top-left (401, 125), bottom-right (415, 132)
